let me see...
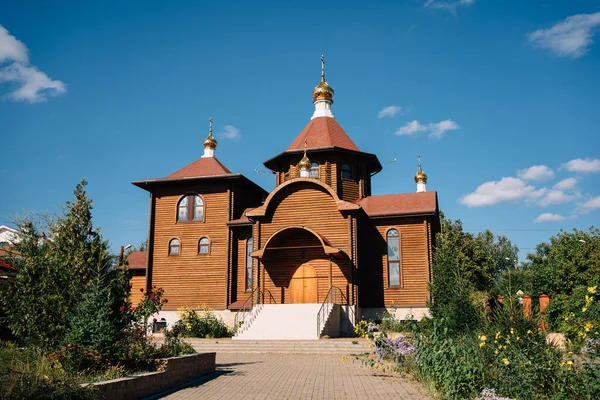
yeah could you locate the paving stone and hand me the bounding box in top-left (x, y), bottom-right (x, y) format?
top-left (158, 353), bottom-right (431, 400)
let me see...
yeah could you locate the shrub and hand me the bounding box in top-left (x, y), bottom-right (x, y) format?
top-left (546, 285), bottom-right (600, 349)
top-left (47, 344), bottom-right (106, 375)
top-left (379, 311), bottom-right (417, 333)
top-left (171, 307), bottom-right (232, 338)
top-left (0, 342), bottom-right (101, 400)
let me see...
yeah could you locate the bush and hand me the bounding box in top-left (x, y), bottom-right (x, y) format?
top-left (546, 285), bottom-right (600, 349)
top-left (171, 307), bottom-right (232, 338)
top-left (0, 342), bottom-right (101, 400)
top-left (379, 311), bottom-right (417, 333)
top-left (47, 345), bottom-right (106, 375)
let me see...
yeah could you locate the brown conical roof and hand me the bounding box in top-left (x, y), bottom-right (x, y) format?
top-left (286, 117), bottom-right (360, 152)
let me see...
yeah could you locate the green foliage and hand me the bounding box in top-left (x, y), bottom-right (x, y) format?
top-left (47, 345), bottom-right (106, 375)
top-left (546, 284), bottom-right (600, 348)
top-left (379, 311), bottom-right (416, 333)
top-left (411, 319), bottom-right (486, 399)
top-left (429, 216), bottom-right (517, 335)
top-left (0, 342), bottom-right (101, 400)
top-left (171, 307), bottom-right (232, 338)
top-left (525, 227), bottom-right (599, 296)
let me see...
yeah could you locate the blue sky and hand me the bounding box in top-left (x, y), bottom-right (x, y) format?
top-left (1, 0), bottom-right (599, 262)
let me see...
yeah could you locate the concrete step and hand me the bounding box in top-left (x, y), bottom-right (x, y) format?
top-left (235, 304), bottom-right (324, 340)
top-left (184, 339), bottom-right (370, 354)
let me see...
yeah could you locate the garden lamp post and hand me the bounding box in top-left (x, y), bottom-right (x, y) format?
top-left (119, 244), bottom-right (132, 268)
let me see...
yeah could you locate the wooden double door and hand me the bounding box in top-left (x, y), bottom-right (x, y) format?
top-left (290, 264), bottom-right (317, 303)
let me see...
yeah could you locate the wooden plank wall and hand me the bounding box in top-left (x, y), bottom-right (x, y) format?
top-left (234, 229), bottom-right (252, 304)
top-left (257, 182), bottom-right (353, 302)
top-left (129, 274), bottom-right (146, 305)
top-left (357, 215), bottom-right (431, 307)
top-left (151, 184), bottom-right (231, 310)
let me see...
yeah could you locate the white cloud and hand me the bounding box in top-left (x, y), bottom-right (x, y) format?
top-left (377, 106), bottom-right (402, 119)
top-left (218, 125), bottom-right (241, 139)
top-left (554, 177), bottom-right (578, 191)
top-left (424, 0), bottom-right (475, 12)
top-left (395, 120), bottom-right (428, 136)
top-left (539, 189), bottom-right (576, 207)
top-left (429, 119), bottom-right (460, 138)
top-left (528, 12), bottom-right (600, 58)
top-left (563, 158), bottom-right (600, 173)
top-left (395, 119), bottom-right (460, 139)
top-left (459, 177), bottom-right (545, 207)
top-left (517, 165), bottom-right (555, 182)
top-left (534, 213), bottom-right (568, 223)
top-left (0, 25), bottom-right (66, 103)
top-left (578, 196), bottom-right (600, 214)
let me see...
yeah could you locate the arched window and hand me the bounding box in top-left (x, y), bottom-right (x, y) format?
top-left (342, 164), bottom-right (352, 180)
top-left (246, 237), bottom-right (253, 291)
top-left (309, 162), bottom-right (319, 178)
top-left (198, 237), bottom-right (210, 254)
top-left (177, 194), bottom-right (204, 222)
top-left (169, 238), bottom-right (180, 256)
top-left (386, 229), bottom-right (400, 287)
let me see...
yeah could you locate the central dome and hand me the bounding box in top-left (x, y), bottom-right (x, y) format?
top-left (312, 79), bottom-right (334, 102)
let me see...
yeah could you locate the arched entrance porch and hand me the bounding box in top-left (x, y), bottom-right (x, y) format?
top-left (250, 226), bottom-right (351, 304)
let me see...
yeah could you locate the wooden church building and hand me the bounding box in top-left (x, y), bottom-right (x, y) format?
top-left (133, 59), bottom-right (440, 337)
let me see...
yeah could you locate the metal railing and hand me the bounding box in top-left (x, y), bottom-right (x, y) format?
top-left (233, 288), bottom-right (276, 334)
top-left (316, 286), bottom-right (355, 337)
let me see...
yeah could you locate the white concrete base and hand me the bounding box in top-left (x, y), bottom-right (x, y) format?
top-left (358, 307), bottom-right (430, 322)
top-left (234, 304), bottom-right (323, 340)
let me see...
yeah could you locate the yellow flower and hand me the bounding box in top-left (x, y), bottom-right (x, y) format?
top-left (516, 337), bottom-right (520, 341)
top-left (583, 307), bottom-right (588, 313)
top-left (566, 360), bottom-right (573, 365)
top-left (503, 358), bottom-right (510, 366)
top-left (585, 322), bottom-right (593, 332)
top-left (585, 295), bottom-right (593, 303)
top-left (479, 335), bottom-right (487, 342)
top-left (503, 345), bottom-right (508, 350)
top-left (495, 350), bottom-right (499, 355)
top-left (527, 330), bottom-right (533, 334)
top-left (495, 331), bottom-right (501, 339)
top-left (510, 328), bottom-right (514, 335)
top-left (565, 316), bottom-right (569, 321)
top-left (588, 286), bottom-right (597, 294)
top-left (479, 342), bottom-right (486, 348)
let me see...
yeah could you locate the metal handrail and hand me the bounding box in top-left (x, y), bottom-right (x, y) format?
top-left (316, 286), bottom-right (355, 337)
top-left (233, 288), bottom-right (275, 334)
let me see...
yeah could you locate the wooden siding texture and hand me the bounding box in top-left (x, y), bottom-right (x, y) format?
top-left (130, 275), bottom-right (146, 305)
top-left (257, 182), bottom-right (353, 303)
top-left (151, 184), bottom-right (231, 310)
top-left (358, 215), bottom-right (431, 308)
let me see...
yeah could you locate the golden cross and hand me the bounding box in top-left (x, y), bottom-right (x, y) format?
top-left (321, 55), bottom-right (325, 80)
top-left (209, 117), bottom-right (213, 136)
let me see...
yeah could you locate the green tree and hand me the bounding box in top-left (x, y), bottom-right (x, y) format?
top-left (429, 214), bottom-right (518, 334)
top-left (525, 227), bottom-right (599, 296)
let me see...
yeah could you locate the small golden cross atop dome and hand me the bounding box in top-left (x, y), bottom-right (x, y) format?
top-left (203, 116), bottom-right (217, 150)
top-left (414, 153), bottom-right (427, 184)
top-left (312, 55), bottom-right (334, 103)
top-left (298, 138), bottom-right (312, 171)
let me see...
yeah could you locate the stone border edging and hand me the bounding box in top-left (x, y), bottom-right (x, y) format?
top-left (87, 352), bottom-right (216, 399)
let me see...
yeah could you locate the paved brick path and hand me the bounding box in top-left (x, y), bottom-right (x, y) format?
top-left (158, 353), bottom-right (430, 399)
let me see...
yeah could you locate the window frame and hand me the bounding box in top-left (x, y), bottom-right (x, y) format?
top-left (169, 238), bottom-right (181, 256)
top-left (341, 163), bottom-right (353, 180)
top-left (386, 228), bottom-right (401, 288)
top-left (245, 237), bottom-right (253, 292)
top-left (176, 194), bottom-right (205, 223)
top-left (198, 237), bottom-right (210, 255)
top-left (309, 162), bottom-right (319, 178)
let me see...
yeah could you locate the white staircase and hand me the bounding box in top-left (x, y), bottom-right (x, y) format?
top-left (234, 304), bottom-right (325, 340)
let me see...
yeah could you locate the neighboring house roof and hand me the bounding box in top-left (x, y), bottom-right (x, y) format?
top-left (0, 258), bottom-right (17, 272)
top-left (127, 251), bottom-right (147, 270)
top-left (356, 192), bottom-right (438, 217)
top-left (0, 225), bottom-right (19, 245)
top-left (286, 117), bottom-right (360, 152)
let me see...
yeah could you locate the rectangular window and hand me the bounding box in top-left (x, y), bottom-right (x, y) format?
top-left (387, 229), bottom-right (401, 287)
top-left (246, 237), bottom-right (253, 292)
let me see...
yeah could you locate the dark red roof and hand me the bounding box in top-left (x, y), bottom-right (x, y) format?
top-left (356, 192), bottom-right (438, 217)
top-left (287, 117), bottom-right (360, 152)
top-left (127, 251), bottom-right (147, 269)
top-left (0, 258), bottom-right (16, 272)
top-left (162, 157), bottom-right (232, 180)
